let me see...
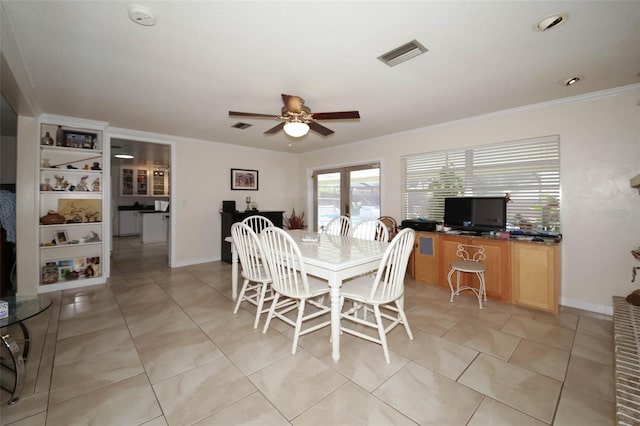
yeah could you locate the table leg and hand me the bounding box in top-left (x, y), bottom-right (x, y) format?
top-left (0, 332), bottom-right (26, 405)
top-left (231, 242), bottom-right (238, 300)
top-left (18, 322), bottom-right (30, 360)
top-left (330, 277), bottom-right (342, 362)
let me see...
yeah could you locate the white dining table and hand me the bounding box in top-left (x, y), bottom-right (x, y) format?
top-left (225, 229), bottom-right (388, 361)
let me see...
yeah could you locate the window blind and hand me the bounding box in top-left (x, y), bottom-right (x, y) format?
top-left (401, 135), bottom-right (560, 232)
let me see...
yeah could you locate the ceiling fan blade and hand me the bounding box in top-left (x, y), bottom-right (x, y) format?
top-left (229, 111), bottom-right (278, 119)
top-left (308, 120), bottom-right (334, 136)
top-left (264, 122), bottom-right (286, 134)
top-left (311, 111), bottom-right (360, 120)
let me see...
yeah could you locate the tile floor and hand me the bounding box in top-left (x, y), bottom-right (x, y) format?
top-left (0, 236), bottom-right (615, 425)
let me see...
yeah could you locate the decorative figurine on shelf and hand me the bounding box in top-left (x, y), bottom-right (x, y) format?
top-left (82, 231), bottom-right (101, 243)
top-left (41, 132), bottom-right (54, 146)
top-left (83, 164), bottom-right (89, 170)
top-left (245, 196), bottom-right (251, 211)
top-left (40, 177), bottom-right (52, 191)
top-left (53, 175), bottom-right (68, 191)
top-left (41, 158), bottom-right (51, 168)
top-left (91, 162), bottom-right (101, 170)
top-left (91, 177), bottom-right (100, 192)
top-left (76, 176), bottom-right (90, 191)
top-left (66, 164), bottom-right (78, 169)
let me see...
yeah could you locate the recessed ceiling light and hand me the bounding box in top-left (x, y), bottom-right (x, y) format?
top-left (533, 12), bottom-right (568, 32)
top-left (560, 75), bottom-right (584, 86)
top-left (114, 154), bottom-right (134, 159)
top-left (129, 5), bottom-right (156, 26)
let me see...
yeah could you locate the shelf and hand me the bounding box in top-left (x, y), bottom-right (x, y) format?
top-left (39, 222), bottom-right (102, 228)
top-left (40, 242), bottom-right (101, 249)
top-left (38, 119), bottom-right (107, 293)
top-left (39, 276), bottom-right (103, 292)
top-left (40, 168), bottom-right (102, 173)
top-left (40, 145), bottom-right (102, 154)
top-left (40, 191), bottom-right (102, 195)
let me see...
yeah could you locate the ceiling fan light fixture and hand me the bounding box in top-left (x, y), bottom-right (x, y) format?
top-left (283, 121), bottom-right (310, 138)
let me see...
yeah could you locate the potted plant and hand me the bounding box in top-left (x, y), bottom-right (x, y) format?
top-left (284, 208), bottom-right (306, 230)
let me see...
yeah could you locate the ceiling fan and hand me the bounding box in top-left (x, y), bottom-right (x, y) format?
top-left (229, 94), bottom-right (360, 138)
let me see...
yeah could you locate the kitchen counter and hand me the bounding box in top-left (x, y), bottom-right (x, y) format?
top-left (141, 212), bottom-right (170, 243)
top-left (118, 205), bottom-right (155, 211)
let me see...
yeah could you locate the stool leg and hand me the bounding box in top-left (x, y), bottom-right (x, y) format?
top-left (447, 268), bottom-right (456, 302)
top-left (476, 272), bottom-right (485, 309)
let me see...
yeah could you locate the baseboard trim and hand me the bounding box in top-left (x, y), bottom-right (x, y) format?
top-left (173, 256), bottom-right (219, 268)
top-left (561, 296), bottom-right (613, 316)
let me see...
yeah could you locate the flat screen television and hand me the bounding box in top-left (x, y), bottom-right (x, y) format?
top-left (444, 196), bottom-right (507, 233)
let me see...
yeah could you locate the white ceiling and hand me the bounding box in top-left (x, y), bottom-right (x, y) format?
top-left (3, 1), bottom-right (639, 154)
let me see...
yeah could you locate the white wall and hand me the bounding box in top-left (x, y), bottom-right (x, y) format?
top-left (171, 137), bottom-right (299, 266)
top-left (298, 89), bottom-right (640, 314)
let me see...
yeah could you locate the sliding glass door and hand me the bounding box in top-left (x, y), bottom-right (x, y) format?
top-left (313, 163), bottom-right (380, 231)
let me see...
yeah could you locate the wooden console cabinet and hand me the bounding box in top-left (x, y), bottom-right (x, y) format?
top-left (411, 231), bottom-right (559, 311)
top-left (511, 241), bottom-right (559, 312)
top-left (413, 233), bottom-right (439, 286)
top-left (220, 211), bottom-right (284, 263)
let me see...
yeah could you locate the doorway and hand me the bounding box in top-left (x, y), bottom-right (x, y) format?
top-left (313, 162), bottom-right (380, 231)
top-left (110, 137), bottom-right (172, 267)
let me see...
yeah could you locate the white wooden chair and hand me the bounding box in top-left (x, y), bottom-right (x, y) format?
top-left (339, 227), bottom-right (415, 363)
top-left (259, 227), bottom-right (331, 354)
top-left (352, 219), bottom-right (389, 242)
top-left (324, 215), bottom-right (352, 236)
top-left (231, 222), bottom-right (273, 328)
top-left (447, 244), bottom-right (487, 309)
top-left (242, 215), bottom-right (273, 234)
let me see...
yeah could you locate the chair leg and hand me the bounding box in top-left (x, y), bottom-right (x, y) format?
top-left (373, 305), bottom-right (391, 364)
top-left (233, 279), bottom-right (250, 314)
top-left (291, 299), bottom-right (306, 354)
top-left (254, 282), bottom-right (268, 329)
top-left (262, 293), bottom-right (280, 334)
top-left (396, 300), bottom-right (414, 340)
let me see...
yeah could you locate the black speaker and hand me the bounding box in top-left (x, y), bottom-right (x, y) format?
top-left (222, 200), bottom-right (236, 212)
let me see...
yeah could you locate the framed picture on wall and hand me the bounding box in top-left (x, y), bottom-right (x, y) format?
top-left (230, 168), bottom-right (259, 191)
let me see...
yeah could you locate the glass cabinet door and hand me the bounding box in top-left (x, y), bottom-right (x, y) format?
top-left (137, 170), bottom-right (148, 195)
top-left (152, 170), bottom-right (167, 196)
top-left (121, 168), bottom-right (133, 195)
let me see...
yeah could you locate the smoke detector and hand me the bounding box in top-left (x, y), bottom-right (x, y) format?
top-left (129, 5), bottom-right (156, 26)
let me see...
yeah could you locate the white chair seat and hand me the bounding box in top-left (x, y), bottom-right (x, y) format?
top-left (340, 275), bottom-right (386, 303)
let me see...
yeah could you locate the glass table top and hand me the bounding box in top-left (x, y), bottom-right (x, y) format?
top-left (0, 296), bottom-right (51, 328)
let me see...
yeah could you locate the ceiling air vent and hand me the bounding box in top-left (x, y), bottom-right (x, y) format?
top-left (232, 122), bottom-right (252, 129)
top-left (377, 39), bottom-right (428, 67)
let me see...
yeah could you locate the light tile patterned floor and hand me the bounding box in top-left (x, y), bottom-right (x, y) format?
top-left (0, 236), bottom-right (616, 425)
